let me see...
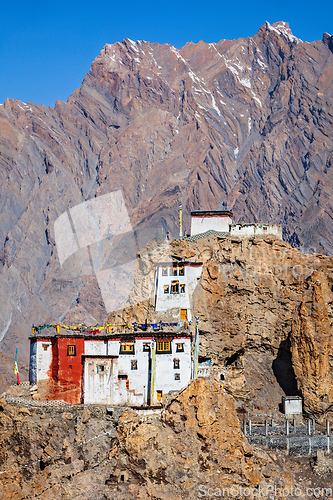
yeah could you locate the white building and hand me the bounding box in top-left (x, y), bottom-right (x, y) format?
top-left (83, 335), bottom-right (192, 405)
top-left (230, 223), bottom-right (282, 239)
top-left (190, 210), bottom-right (233, 236)
top-left (190, 209), bottom-right (282, 241)
top-left (29, 331), bottom-right (192, 406)
top-left (154, 261), bottom-right (203, 320)
top-left (282, 396), bottom-right (302, 415)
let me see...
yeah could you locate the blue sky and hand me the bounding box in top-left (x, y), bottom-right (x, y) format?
top-left (0, 0), bottom-right (331, 107)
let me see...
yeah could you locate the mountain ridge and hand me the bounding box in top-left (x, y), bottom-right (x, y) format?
top-left (0, 21), bottom-right (333, 387)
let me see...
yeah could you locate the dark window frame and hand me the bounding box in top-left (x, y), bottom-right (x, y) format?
top-left (67, 345), bottom-right (76, 356)
top-left (119, 343), bottom-right (135, 355)
top-left (176, 343), bottom-right (184, 352)
top-left (131, 360), bottom-right (138, 370)
top-left (156, 340), bottom-right (172, 354)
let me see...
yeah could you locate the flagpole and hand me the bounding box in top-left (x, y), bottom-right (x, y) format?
top-left (194, 318), bottom-right (199, 379)
top-left (179, 202), bottom-right (182, 238)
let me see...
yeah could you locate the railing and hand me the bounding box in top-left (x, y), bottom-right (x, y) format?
top-left (242, 419), bottom-right (332, 456)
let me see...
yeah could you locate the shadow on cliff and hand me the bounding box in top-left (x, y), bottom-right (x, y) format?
top-left (272, 338), bottom-right (301, 397)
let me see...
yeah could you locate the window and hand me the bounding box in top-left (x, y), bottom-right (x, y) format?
top-left (131, 360), bottom-right (138, 370)
top-left (156, 341), bottom-right (171, 353)
top-left (119, 343), bottom-right (135, 354)
top-left (143, 343), bottom-right (150, 352)
top-left (174, 373), bottom-right (180, 380)
top-left (176, 343), bottom-right (184, 352)
top-left (67, 345), bottom-right (76, 356)
top-left (172, 266), bottom-right (178, 276)
top-left (171, 281), bottom-right (179, 294)
top-left (179, 265), bottom-right (185, 276)
top-left (173, 359), bottom-right (180, 369)
top-left (180, 309), bottom-right (187, 320)
top-left (118, 374), bottom-right (128, 380)
top-left (162, 266), bottom-right (168, 276)
top-left (42, 344), bottom-right (49, 351)
top-left (180, 284), bottom-right (186, 293)
top-left (163, 285), bottom-right (169, 294)
top-left (97, 365), bottom-right (105, 373)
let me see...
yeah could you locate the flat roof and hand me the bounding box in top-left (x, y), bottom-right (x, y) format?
top-left (191, 210), bottom-right (233, 217)
top-left (29, 331), bottom-right (192, 341)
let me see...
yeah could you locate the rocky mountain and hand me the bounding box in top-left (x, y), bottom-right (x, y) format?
top-left (0, 21), bottom-right (333, 387)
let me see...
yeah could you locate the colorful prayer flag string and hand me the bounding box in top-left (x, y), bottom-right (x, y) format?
top-left (32, 319), bottom-right (195, 335)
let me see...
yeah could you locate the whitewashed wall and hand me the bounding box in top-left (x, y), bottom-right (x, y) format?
top-left (283, 398), bottom-right (302, 414)
top-left (84, 339), bottom-right (149, 405)
top-left (152, 338), bottom-right (191, 404)
top-left (83, 357), bottom-right (118, 404)
top-left (155, 264), bottom-right (202, 317)
top-left (230, 224), bottom-right (282, 239)
top-left (36, 340), bottom-right (52, 381)
top-left (191, 215), bottom-right (232, 236)
top-left (83, 338), bottom-right (192, 406)
top-left (115, 339), bottom-right (149, 405)
top-left (108, 340), bottom-right (121, 356)
top-left (85, 340), bottom-right (108, 355)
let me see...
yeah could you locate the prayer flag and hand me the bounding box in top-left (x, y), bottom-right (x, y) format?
top-left (14, 349), bottom-right (20, 385)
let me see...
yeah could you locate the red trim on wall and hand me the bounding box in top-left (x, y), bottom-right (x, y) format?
top-left (45, 337), bottom-right (84, 404)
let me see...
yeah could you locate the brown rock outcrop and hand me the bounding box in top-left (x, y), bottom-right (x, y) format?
top-left (0, 399), bottom-right (121, 500)
top-left (111, 233), bottom-right (333, 415)
top-left (1, 379), bottom-right (299, 499)
top-left (112, 378), bottom-right (265, 498)
top-left (291, 272), bottom-right (333, 415)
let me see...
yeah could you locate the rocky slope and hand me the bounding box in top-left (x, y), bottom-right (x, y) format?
top-left (1, 21), bottom-right (333, 388)
top-left (110, 232), bottom-right (333, 417)
top-left (0, 379), bottom-right (308, 499)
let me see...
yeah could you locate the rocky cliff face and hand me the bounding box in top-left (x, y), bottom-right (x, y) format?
top-left (0, 21), bottom-right (333, 389)
top-left (110, 233), bottom-right (333, 416)
top-left (0, 379), bottom-right (301, 499)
